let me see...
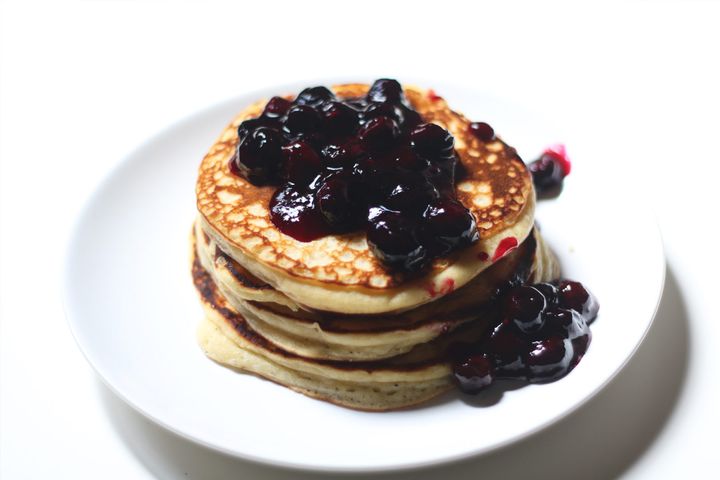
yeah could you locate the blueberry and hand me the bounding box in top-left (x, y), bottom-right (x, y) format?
top-left (425, 164), bottom-right (454, 195)
top-left (320, 138), bottom-right (365, 168)
top-left (398, 105), bottom-right (423, 128)
top-left (237, 118), bottom-right (266, 143)
top-left (234, 127), bottom-right (284, 185)
top-left (453, 354), bottom-right (495, 394)
top-left (294, 86), bottom-right (335, 107)
top-left (570, 334), bottom-right (591, 366)
top-left (263, 96), bottom-right (292, 118)
top-left (392, 146), bottom-right (430, 171)
top-left (358, 116), bottom-right (400, 150)
top-left (568, 313), bottom-right (590, 341)
top-left (533, 282), bottom-right (559, 305)
top-left (269, 184), bottom-right (329, 242)
top-left (350, 156), bottom-right (380, 182)
top-left (485, 320), bottom-right (528, 374)
top-left (557, 280), bottom-right (599, 322)
top-left (525, 336), bottom-right (569, 381)
top-left (366, 208), bottom-right (428, 272)
top-left (383, 178), bottom-right (439, 214)
top-left (526, 337), bottom-right (567, 366)
top-left (349, 156), bottom-right (396, 204)
top-left (316, 173), bottom-right (358, 229)
top-left (529, 154), bottom-right (565, 198)
top-left (284, 105), bottom-right (321, 134)
top-left (421, 197), bottom-right (479, 255)
top-left (321, 101), bottom-right (358, 134)
top-left (502, 285), bottom-right (547, 334)
top-left (281, 141), bottom-right (321, 184)
top-left (366, 79), bottom-right (404, 103)
top-left (468, 122), bottom-right (495, 142)
top-left (289, 130), bottom-right (325, 149)
top-left (363, 101), bottom-right (403, 123)
top-left (410, 123), bottom-right (454, 155)
top-left (541, 305), bottom-right (574, 334)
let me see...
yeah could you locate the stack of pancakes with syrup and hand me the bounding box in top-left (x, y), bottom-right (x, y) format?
top-left (192, 84), bottom-right (559, 411)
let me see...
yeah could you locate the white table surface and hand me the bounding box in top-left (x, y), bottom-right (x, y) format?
top-left (1, 1), bottom-right (719, 478)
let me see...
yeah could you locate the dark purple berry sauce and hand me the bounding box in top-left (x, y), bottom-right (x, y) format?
top-left (528, 145), bottom-right (572, 199)
top-left (451, 279), bottom-right (598, 393)
top-left (230, 79), bottom-right (480, 273)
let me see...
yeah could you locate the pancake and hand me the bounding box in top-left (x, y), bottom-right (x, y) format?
top-left (196, 83), bottom-right (535, 314)
top-left (196, 218), bottom-right (558, 360)
top-left (197, 319), bottom-right (451, 411)
top-left (191, 231), bottom-right (560, 410)
top-left (193, 242), bottom-right (472, 410)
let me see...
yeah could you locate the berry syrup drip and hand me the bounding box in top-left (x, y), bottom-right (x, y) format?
top-left (528, 144), bottom-right (572, 199)
top-left (451, 280), bottom-right (599, 393)
top-left (230, 79), bottom-right (481, 273)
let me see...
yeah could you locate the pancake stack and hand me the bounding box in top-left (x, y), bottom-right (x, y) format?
top-left (192, 83), bottom-right (559, 410)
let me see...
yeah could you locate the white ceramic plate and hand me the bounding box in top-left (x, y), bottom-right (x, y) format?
top-left (64, 80), bottom-right (665, 472)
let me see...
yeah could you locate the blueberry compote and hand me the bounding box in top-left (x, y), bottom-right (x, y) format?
top-left (451, 279), bottom-right (598, 393)
top-left (229, 79), bottom-right (479, 273)
top-left (528, 145), bottom-right (572, 199)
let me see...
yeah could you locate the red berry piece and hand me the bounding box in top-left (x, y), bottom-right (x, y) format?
top-left (544, 144), bottom-right (571, 176)
top-left (492, 236), bottom-right (518, 262)
top-left (427, 89), bottom-right (443, 102)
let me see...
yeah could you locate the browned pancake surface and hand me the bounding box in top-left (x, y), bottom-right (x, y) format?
top-left (215, 232), bottom-right (537, 333)
top-left (193, 247), bottom-right (496, 373)
top-left (196, 84), bottom-right (532, 289)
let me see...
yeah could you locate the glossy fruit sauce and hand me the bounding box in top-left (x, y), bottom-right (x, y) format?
top-left (451, 279), bottom-right (599, 393)
top-left (230, 79), bottom-right (479, 273)
top-left (528, 144), bottom-right (572, 198)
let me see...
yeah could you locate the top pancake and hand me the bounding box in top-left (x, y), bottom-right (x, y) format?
top-left (196, 83), bottom-right (534, 314)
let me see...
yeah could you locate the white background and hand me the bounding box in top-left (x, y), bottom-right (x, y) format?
top-left (1, 1), bottom-right (719, 478)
